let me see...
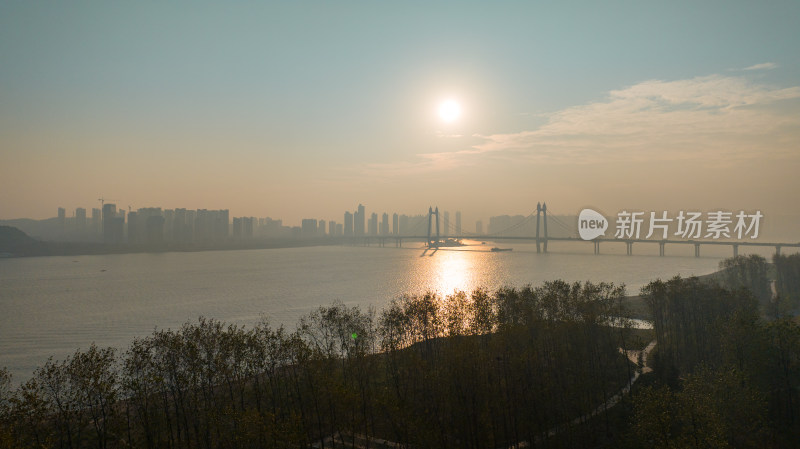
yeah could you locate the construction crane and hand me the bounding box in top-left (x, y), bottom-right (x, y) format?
top-left (98, 197), bottom-right (118, 209)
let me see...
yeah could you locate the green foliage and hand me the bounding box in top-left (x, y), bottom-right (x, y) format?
top-left (719, 254), bottom-right (771, 305)
top-left (11, 275), bottom-right (796, 447)
top-left (632, 367), bottom-right (766, 449)
top-left (773, 253), bottom-right (800, 316)
top-left (635, 274), bottom-right (800, 447)
top-left (3, 281), bottom-right (639, 448)
top-left (642, 275), bottom-right (759, 382)
top-left (0, 368), bottom-right (13, 449)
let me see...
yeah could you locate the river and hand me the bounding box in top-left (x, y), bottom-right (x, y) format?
top-left (0, 240), bottom-right (777, 382)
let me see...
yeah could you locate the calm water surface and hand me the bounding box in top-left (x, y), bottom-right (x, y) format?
top-left (0, 240), bottom-right (764, 382)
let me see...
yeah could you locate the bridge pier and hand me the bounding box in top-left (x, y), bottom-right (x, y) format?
top-left (776, 245), bottom-right (782, 256)
top-left (626, 241), bottom-right (633, 256)
top-left (694, 243), bottom-right (700, 258)
top-left (659, 241), bottom-right (665, 257)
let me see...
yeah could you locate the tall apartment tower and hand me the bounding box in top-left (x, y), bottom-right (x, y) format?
top-left (102, 203), bottom-right (116, 243)
top-left (344, 211), bottom-right (354, 236)
top-left (354, 204), bottom-right (366, 236)
top-left (102, 203), bottom-right (123, 244)
top-left (75, 208), bottom-right (87, 232)
top-left (368, 213), bottom-right (378, 236)
top-left (381, 212), bottom-right (389, 235)
top-left (91, 208), bottom-right (101, 235)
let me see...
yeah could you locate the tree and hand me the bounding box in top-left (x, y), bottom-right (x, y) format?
top-left (773, 253), bottom-right (800, 314)
top-left (67, 344), bottom-right (119, 449)
top-left (719, 255), bottom-right (771, 305)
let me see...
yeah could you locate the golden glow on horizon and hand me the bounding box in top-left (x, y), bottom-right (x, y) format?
top-left (438, 99), bottom-right (462, 123)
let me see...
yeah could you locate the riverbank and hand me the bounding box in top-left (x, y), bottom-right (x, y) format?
top-left (0, 224), bottom-right (343, 257)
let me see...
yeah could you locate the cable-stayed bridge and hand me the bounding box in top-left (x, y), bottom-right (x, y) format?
top-left (344, 203), bottom-right (800, 257)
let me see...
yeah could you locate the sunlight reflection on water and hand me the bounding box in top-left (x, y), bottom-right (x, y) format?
top-left (1, 241), bottom-right (775, 382)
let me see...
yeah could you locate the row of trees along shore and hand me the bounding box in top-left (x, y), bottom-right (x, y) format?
top-left (631, 253), bottom-right (800, 448)
top-left (0, 253), bottom-right (798, 448)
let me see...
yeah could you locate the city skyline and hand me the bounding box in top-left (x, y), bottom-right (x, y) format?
top-left (2, 2), bottom-right (799, 224)
top-left (9, 200), bottom-right (797, 245)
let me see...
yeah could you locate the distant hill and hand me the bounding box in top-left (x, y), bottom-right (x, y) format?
top-left (0, 225), bottom-right (40, 254)
top-left (0, 217), bottom-right (61, 240)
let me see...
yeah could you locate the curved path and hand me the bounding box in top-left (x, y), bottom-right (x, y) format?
top-left (509, 340), bottom-right (656, 448)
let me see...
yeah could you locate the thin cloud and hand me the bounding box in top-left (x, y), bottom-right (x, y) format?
top-left (741, 62), bottom-right (778, 71)
top-left (348, 72), bottom-right (800, 178)
top-left (473, 74), bottom-right (800, 164)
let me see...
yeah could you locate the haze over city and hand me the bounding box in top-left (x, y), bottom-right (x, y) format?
top-left (2, 1), bottom-right (799, 227)
top-left (5, 4), bottom-right (800, 447)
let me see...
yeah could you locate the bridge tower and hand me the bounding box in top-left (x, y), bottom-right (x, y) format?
top-left (543, 202), bottom-right (548, 253)
top-left (535, 202), bottom-right (549, 253)
top-left (536, 203), bottom-right (541, 253)
top-left (427, 206), bottom-right (440, 248)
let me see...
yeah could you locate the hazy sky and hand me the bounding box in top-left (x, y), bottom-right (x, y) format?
top-left (2, 1), bottom-right (799, 226)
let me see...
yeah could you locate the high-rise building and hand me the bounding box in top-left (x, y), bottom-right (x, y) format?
top-left (243, 217), bottom-right (254, 238)
top-left (131, 208), bottom-right (163, 244)
top-left (215, 210), bottom-right (229, 241)
top-left (195, 209), bottom-right (210, 241)
top-left (185, 210), bottom-right (196, 240)
top-left (354, 204), bottom-right (366, 236)
top-left (301, 219), bottom-right (318, 238)
top-left (398, 214), bottom-right (427, 236)
top-left (111, 216), bottom-right (125, 243)
top-left (399, 215), bottom-right (409, 236)
top-left (392, 213), bottom-right (399, 235)
top-left (368, 213), bottom-right (378, 236)
top-left (233, 217), bottom-right (243, 239)
top-left (318, 219), bottom-right (326, 236)
top-left (258, 217), bottom-right (284, 238)
top-left (75, 208), bottom-right (87, 232)
top-left (328, 220), bottom-right (336, 236)
top-left (91, 208), bottom-right (101, 235)
top-left (172, 208), bottom-right (190, 242)
top-left (127, 211), bottom-right (139, 243)
top-left (163, 209), bottom-right (175, 241)
top-left (381, 212), bottom-right (389, 235)
top-left (344, 211), bottom-right (353, 236)
top-left (476, 220), bottom-right (484, 234)
top-left (102, 203), bottom-right (117, 243)
top-left (145, 215), bottom-right (165, 244)
top-left (194, 209), bottom-right (229, 242)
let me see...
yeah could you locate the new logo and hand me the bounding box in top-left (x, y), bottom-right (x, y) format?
top-left (578, 209), bottom-right (608, 240)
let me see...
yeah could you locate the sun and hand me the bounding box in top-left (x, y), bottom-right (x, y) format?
top-left (438, 99), bottom-right (462, 123)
